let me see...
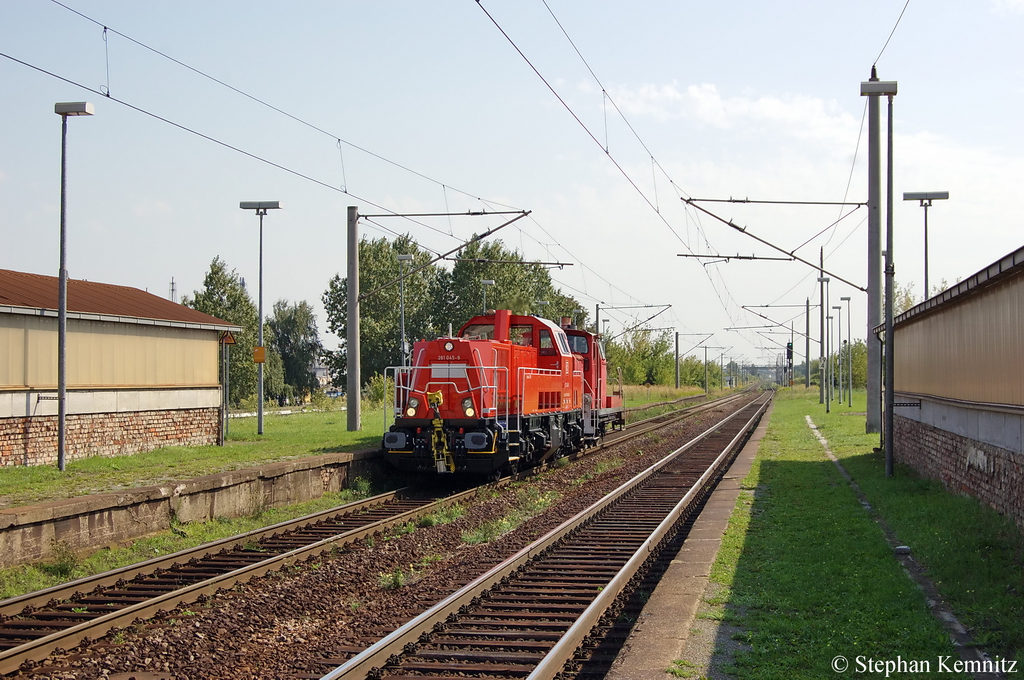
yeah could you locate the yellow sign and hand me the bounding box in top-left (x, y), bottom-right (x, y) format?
top-left (253, 346), bottom-right (266, 364)
top-left (221, 331), bottom-right (236, 345)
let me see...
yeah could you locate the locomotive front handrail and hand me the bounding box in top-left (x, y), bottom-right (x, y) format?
top-left (386, 363), bottom-right (510, 428)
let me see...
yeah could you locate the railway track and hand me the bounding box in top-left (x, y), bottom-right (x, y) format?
top-left (0, 489), bottom-right (467, 675)
top-left (319, 390), bottom-right (771, 680)
top-left (0, 389), bottom-right (753, 676)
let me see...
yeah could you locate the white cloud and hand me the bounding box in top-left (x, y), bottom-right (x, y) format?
top-left (608, 82), bottom-right (859, 140)
top-left (992, 0), bottom-right (1024, 14)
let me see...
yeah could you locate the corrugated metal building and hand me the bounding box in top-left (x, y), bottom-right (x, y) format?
top-left (892, 245), bottom-right (1024, 529)
top-left (0, 269), bottom-right (239, 467)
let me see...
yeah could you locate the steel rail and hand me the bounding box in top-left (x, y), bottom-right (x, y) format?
top-left (529, 394), bottom-right (771, 679)
top-left (0, 489), bottom-right (473, 675)
top-left (0, 389), bottom-right (754, 674)
top-left (320, 391), bottom-right (770, 679)
top-left (0, 488), bottom-right (409, 618)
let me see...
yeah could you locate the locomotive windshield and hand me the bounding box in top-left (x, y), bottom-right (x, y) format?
top-left (567, 335), bottom-right (590, 354)
top-left (509, 325), bottom-right (533, 346)
top-left (461, 323), bottom-right (494, 340)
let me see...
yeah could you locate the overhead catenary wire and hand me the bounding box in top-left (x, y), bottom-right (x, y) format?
top-left (45, 0), bottom-right (718, 346)
top-left (0, 50), bottom-right (500, 247)
top-left (48, 0), bottom-right (513, 215)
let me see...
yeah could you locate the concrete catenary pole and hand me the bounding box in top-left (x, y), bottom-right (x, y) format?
top-left (347, 206), bottom-right (361, 431)
top-left (805, 298), bottom-right (811, 388)
top-left (884, 92), bottom-right (896, 478)
top-left (703, 345), bottom-right (708, 395)
top-left (863, 67), bottom-right (885, 435)
top-left (674, 332), bottom-right (679, 389)
top-left (819, 248), bottom-right (826, 405)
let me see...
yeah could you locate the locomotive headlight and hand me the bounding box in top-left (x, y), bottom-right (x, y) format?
top-left (405, 407), bottom-right (417, 417)
top-left (408, 397), bottom-right (420, 408)
top-left (462, 398), bottom-right (475, 417)
top-left (405, 396), bottom-right (420, 418)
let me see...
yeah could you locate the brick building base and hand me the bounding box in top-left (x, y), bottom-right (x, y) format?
top-left (895, 414), bottom-right (1024, 531)
top-left (0, 408), bottom-right (221, 467)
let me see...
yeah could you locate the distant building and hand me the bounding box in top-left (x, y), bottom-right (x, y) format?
top-left (0, 269), bottom-right (240, 467)
top-left (313, 362), bottom-right (332, 390)
top-left (891, 246), bottom-right (1024, 529)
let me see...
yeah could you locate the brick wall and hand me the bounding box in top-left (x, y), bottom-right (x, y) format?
top-left (0, 408), bottom-right (221, 467)
top-left (895, 414), bottom-right (1024, 530)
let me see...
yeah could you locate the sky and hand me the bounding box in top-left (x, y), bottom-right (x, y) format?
top-left (3, 1), bottom-right (1023, 369)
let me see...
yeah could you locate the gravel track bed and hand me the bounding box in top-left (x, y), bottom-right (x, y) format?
top-left (12, 402), bottom-right (741, 679)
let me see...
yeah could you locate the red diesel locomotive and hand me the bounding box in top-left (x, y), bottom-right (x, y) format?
top-left (382, 309), bottom-right (625, 476)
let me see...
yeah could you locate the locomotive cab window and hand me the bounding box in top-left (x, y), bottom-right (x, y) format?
top-left (568, 335), bottom-right (590, 355)
top-left (510, 325), bottom-right (533, 346)
top-left (461, 323), bottom-right (494, 340)
top-left (556, 331), bottom-right (571, 354)
top-left (538, 329), bottom-right (556, 356)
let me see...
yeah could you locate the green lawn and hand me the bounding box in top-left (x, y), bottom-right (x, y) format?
top-left (621, 384), bottom-right (707, 409)
top-left (0, 405), bottom-right (384, 509)
top-left (697, 387), bottom-right (1024, 678)
top-left (0, 384), bottom-right (720, 510)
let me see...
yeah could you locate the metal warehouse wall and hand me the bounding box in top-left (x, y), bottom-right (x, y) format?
top-left (0, 314), bottom-right (220, 390)
top-left (894, 273), bottom-right (1023, 407)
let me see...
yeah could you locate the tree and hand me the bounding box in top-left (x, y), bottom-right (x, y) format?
top-left (678, 354), bottom-right (710, 388)
top-left (322, 233), bottom-right (587, 390)
top-left (183, 257), bottom-right (262, 406)
top-left (269, 299), bottom-right (323, 397)
top-left (261, 322), bottom-right (288, 404)
top-left (445, 238), bottom-right (582, 328)
top-left (322, 235), bottom-right (439, 389)
top-left (606, 330), bottom-right (674, 386)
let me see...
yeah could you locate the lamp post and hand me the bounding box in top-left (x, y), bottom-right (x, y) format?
top-left (239, 201), bottom-right (281, 436)
top-left (397, 254), bottom-right (413, 366)
top-left (903, 191), bottom-right (948, 299)
top-left (54, 101), bottom-right (94, 472)
top-left (481, 279), bottom-right (495, 314)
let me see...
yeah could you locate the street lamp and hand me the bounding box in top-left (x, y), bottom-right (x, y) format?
top-left (397, 254), bottom-right (413, 366)
top-left (536, 300), bottom-right (550, 316)
top-left (239, 200), bottom-right (281, 436)
top-left (903, 191), bottom-right (948, 299)
top-left (481, 279), bottom-right (495, 314)
top-left (55, 101), bottom-right (94, 472)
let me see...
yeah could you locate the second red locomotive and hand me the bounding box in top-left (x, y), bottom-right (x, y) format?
top-left (382, 310), bottom-right (624, 476)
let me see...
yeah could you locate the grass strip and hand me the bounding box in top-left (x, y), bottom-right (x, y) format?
top-left (705, 389), bottom-right (966, 678)
top-left (809, 392), bottom-right (1024, 661)
top-left (0, 479), bottom-right (376, 600)
top-left (0, 407), bottom-right (385, 509)
top-left (461, 483), bottom-right (559, 545)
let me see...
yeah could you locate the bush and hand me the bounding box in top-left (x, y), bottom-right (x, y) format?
top-left (362, 373), bottom-right (395, 408)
